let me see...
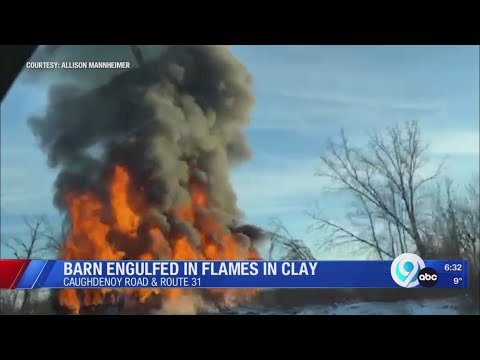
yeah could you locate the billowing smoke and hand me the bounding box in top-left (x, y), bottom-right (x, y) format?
top-left (28, 45), bottom-right (265, 313)
top-left (30, 45), bottom-right (252, 217)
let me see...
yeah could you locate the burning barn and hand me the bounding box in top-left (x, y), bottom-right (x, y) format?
top-left (28, 45), bottom-right (264, 314)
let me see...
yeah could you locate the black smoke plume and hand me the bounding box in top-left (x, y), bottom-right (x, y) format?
top-left (28, 45), bottom-right (265, 258)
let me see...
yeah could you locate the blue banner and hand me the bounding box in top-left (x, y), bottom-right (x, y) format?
top-left (13, 256), bottom-right (469, 290)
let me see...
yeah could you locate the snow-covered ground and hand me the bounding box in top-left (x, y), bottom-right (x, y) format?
top-left (223, 296), bottom-right (479, 315)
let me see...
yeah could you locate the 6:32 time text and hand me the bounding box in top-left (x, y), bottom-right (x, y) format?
top-left (444, 263), bottom-right (462, 272)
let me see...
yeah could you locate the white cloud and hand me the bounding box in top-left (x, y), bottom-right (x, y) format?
top-left (276, 90), bottom-right (442, 114)
top-left (1, 145), bottom-right (57, 214)
top-left (247, 88), bottom-right (444, 135)
top-left (427, 131), bottom-right (479, 155)
top-left (231, 156), bottom-right (329, 218)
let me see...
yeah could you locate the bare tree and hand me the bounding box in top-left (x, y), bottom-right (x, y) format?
top-left (309, 120), bottom-right (444, 259)
top-left (424, 177), bottom-right (479, 271)
top-left (2, 216), bottom-right (52, 312)
top-left (462, 179), bottom-right (480, 272)
top-left (268, 219), bottom-right (316, 261)
top-left (0, 290), bottom-right (19, 314)
top-left (42, 215), bottom-right (70, 254)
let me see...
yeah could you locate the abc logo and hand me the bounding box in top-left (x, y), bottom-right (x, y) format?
top-left (418, 267), bottom-right (438, 287)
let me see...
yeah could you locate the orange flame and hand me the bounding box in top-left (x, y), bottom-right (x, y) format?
top-left (59, 165), bottom-right (259, 313)
top-left (110, 166), bottom-right (140, 236)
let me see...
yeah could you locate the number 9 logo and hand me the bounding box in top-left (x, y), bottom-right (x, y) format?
top-left (390, 253), bottom-right (426, 288)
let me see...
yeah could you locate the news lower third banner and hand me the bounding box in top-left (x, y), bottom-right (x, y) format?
top-left (0, 256), bottom-right (469, 290)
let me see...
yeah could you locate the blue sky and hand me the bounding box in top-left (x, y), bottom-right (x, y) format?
top-left (1, 45), bottom-right (479, 259)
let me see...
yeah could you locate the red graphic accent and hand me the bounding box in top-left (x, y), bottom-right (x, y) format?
top-left (0, 260), bottom-right (30, 289)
